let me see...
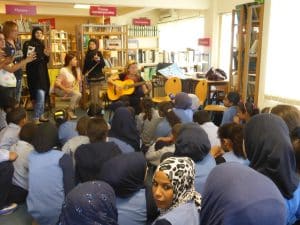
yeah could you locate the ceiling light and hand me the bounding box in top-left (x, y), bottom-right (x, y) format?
top-left (74, 4), bottom-right (90, 9)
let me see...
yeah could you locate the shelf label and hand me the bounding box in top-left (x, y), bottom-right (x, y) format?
top-left (38, 18), bottom-right (56, 29)
top-left (90, 6), bottom-right (117, 16)
top-left (198, 38), bottom-right (210, 47)
top-left (133, 18), bottom-right (151, 26)
top-left (5, 5), bottom-right (36, 15)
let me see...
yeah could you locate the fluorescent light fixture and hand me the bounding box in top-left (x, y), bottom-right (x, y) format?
top-left (74, 4), bottom-right (90, 9)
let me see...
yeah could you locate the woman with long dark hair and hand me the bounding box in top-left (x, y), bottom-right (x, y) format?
top-left (55, 53), bottom-right (82, 119)
top-left (23, 27), bottom-right (50, 123)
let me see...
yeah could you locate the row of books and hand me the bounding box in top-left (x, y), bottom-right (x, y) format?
top-left (82, 24), bottom-right (123, 33)
top-left (128, 25), bottom-right (158, 37)
top-left (128, 49), bottom-right (159, 64)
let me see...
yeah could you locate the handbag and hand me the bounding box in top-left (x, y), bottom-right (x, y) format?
top-left (0, 69), bottom-right (17, 87)
top-left (205, 67), bottom-right (227, 81)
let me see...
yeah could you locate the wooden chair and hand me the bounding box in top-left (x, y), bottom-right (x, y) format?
top-left (194, 79), bottom-right (208, 106)
top-left (152, 77), bottom-right (182, 103)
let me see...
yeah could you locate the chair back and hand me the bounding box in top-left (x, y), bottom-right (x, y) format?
top-left (164, 77), bottom-right (182, 96)
top-left (195, 79), bottom-right (208, 105)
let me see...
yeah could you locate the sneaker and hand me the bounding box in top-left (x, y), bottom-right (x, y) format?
top-left (33, 118), bottom-right (41, 125)
top-left (0, 203), bottom-right (18, 216)
top-left (67, 110), bottom-right (77, 120)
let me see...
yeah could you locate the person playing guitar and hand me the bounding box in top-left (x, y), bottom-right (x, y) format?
top-left (108, 60), bottom-right (152, 114)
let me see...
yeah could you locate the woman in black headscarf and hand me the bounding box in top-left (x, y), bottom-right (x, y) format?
top-left (201, 162), bottom-right (287, 225)
top-left (23, 27), bottom-right (50, 123)
top-left (100, 152), bottom-right (158, 225)
top-left (82, 39), bottom-right (105, 106)
top-left (108, 107), bottom-right (141, 152)
top-left (244, 113), bottom-right (300, 225)
top-left (59, 181), bottom-right (118, 225)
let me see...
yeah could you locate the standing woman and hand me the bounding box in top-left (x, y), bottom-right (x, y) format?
top-left (2, 21), bottom-right (35, 101)
top-left (83, 39), bottom-right (105, 106)
top-left (23, 27), bottom-right (50, 123)
top-left (54, 53), bottom-right (82, 119)
top-left (152, 157), bottom-right (201, 225)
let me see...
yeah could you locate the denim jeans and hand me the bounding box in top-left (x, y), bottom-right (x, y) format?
top-left (15, 78), bottom-right (22, 103)
top-left (34, 89), bottom-right (45, 119)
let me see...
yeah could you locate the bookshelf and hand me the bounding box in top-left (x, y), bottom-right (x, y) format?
top-left (50, 30), bottom-right (69, 68)
top-left (76, 24), bottom-right (128, 69)
top-left (229, 3), bottom-right (264, 104)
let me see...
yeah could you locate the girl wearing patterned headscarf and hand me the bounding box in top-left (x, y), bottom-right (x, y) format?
top-left (152, 157), bottom-right (201, 225)
top-left (59, 181), bottom-right (118, 225)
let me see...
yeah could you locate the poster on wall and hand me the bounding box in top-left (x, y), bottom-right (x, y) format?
top-left (38, 18), bottom-right (56, 29)
top-left (5, 5), bottom-right (36, 15)
top-left (90, 6), bottom-right (117, 16)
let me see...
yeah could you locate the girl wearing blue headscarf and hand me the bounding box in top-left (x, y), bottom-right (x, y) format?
top-left (59, 181), bottom-right (118, 225)
top-left (244, 114), bottom-right (300, 224)
top-left (201, 162), bottom-right (287, 225)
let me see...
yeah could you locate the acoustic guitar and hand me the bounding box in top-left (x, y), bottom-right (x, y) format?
top-left (107, 79), bottom-right (147, 101)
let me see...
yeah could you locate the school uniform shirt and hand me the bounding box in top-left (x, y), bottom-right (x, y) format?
top-left (222, 151), bottom-right (250, 166)
top-left (220, 106), bottom-right (237, 125)
top-left (136, 109), bottom-right (162, 146)
top-left (11, 140), bottom-right (34, 190)
top-left (27, 150), bottom-right (74, 225)
top-left (155, 108), bottom-right (193, 137)
top-left (145, 143), bottom-right (175, 166)
top-left (58, 121), bottom-right (78, 146)
top-left (108, 137), bottom-right (135, 154)
top-left (0, 149), bottom-right (9, 163)
top-left (0, 123), bottom-right (21, 150)
top-left (201, 162), bottom-right (287, 225)
top-left (200, 121), bottom-right (220, 147)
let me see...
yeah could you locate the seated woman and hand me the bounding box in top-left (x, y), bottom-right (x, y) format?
top-left (108, 106), bottom-right (141, 152)
top-left (201, 163), bottom-right (287, 225)
top-left (108, 60), bottom-right (152, 114)
top-left (174, 123), bottom-right (216, 194)
top-left (152, 157), bottom-right (201, 225)
top-left (244, 114), bottom-right (300, 225)
top-left (75, 117), bottom-right (121, 183)
top-left (59, 181), bottom-right (118, 225)
top-left (100, 152), bottom-right (158, 225)
top-left (27, 123), bottom-right (74, 225)
top-left (212, 123), bottom-right (249, 166)
top-left (54, 53), bottom-right (82, 120)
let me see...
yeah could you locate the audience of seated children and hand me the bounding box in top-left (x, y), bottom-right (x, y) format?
top-left (54, 109), bottom-right (78, 146)
top-left (201, 162), bottom-right (287, 225)
top-left (211, 123), bottom-right (249, 165)
top-left (27, 123), bottom-right (74, 225)
top-left (0, 149), bottom-right (18, 215)
top-left (193, 110), bottom-right (220, 147)
top-left (108, 106), bottom-right (141, 152)
top-left (234, 101), bottom-right (259, 124)
top-left (59, 181), bottom-right (118, 225)
top-left (152, 157), bottom-right (201, 225)
top-left (136, 97), bottom-right (162, 147)
top-left (145, 123), bottom-right (181, 166)
top-left (220, 91), bottom-right (240, 125)
top-left (75, 117), bottom-right (121, 183)
top-left (62, 116), bottom-right (90, 165)
top-left (100, 152), bottom-right (158, 225)
top-left (0, 107), bottom-right (27, 150)
top-left (155, 101), bottom-right (181, 138)
top-left (244, 114), bottom-right (300, 225)
top-left (174, 123), bottom-right (216, 194)
top-left (8, 122), bottom-right (37, 204)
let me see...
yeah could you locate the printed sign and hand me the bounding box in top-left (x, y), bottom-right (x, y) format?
top-left (5, 5), bottom-right (36, 16)
top-left (133, 18), bottom-right (151, 26)
top-left (90, 6), bottom-right (117, 16)
top-left (198, 38), bottom-right (210, 47)
top-left (38, 18), bottom-right (56, 29)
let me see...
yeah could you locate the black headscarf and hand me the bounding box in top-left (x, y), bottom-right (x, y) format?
top-left (201, 162), bottom-right (287, 225)
top-left (244, 113), bottom-right (299, 199)
top-left (31, 27), bottom-right (43, 43)
top-left (60, 181), bottom-right (118, 225)
top-left (109, 107), bottom-right (140, 151)
top-left (174, 123), bottom-right (211, 162)
top-left (99, 152), bottom-right (146, 198)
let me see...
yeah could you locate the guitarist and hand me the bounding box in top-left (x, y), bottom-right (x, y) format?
top-left (108, 60), bottom-right (152, 114)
